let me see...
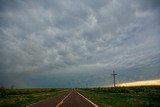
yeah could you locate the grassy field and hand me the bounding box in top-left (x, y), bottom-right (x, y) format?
top-left (1, 86), bottom-right (160, 107)
top-left (78, 86), bottom-right (160, 107)
top-left (0, 87), bottom-right (67, 107)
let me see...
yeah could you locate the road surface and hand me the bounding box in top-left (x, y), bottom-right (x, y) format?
top-left (27, 90), bottom-right (98, 107)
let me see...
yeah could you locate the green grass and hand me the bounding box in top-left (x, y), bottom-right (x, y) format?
top-left (1, 86), bottom-right (159, 107)
top-left (78, 86), bottom-right (160, 107)
top-left (0, 88), bottom-right (67, 107)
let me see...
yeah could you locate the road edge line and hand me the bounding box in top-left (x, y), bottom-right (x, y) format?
top-left (76, 91), bottom-right (98, 107)
top-left (26, 98), bottom-right (50, 107)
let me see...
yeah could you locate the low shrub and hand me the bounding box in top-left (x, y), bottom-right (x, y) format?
top-left (0, 86), bottom-right (7, 98)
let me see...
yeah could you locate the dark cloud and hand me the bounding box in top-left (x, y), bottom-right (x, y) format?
top-left (0, 0), bottom-right (160, 88)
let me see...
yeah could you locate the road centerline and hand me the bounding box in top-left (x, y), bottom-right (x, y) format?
top-left (56, 92), bottom-right (71, 107)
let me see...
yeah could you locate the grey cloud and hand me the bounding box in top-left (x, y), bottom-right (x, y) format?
top-left (0, 0), bottom-right (160, 88)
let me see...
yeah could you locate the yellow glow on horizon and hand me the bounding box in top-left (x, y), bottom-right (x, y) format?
top-left (117, 79), bottom-right (160, 87)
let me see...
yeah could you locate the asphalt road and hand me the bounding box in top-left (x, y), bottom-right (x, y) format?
top-left (27, 90), bottom-right (98, 107)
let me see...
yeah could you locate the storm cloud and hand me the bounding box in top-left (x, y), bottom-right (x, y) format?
top-left (0, 0), bottom-right (160, 88)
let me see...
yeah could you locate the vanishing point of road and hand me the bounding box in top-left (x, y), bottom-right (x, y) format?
top-left (26, 90), bottom-right (98, 107)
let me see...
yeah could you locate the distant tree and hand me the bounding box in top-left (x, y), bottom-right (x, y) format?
top-left (0, 86), bottom-right (7, 98)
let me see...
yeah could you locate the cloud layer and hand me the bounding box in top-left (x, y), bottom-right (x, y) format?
top-left (0, 0), bottom-right (160, 88)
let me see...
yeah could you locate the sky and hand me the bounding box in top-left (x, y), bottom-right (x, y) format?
top-left (0, 0), bottom-right (160, 88)
top-left (116, 80), bottom-right (160, 87)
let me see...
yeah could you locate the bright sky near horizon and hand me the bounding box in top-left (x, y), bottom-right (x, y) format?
top-left (0, 0), bottom-right (160, 88)
top-left (116, 79), bottom-right (160, 87)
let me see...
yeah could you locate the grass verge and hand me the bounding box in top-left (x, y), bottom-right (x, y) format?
top-left (78, 86), bottom-right (160, 107)
top-left (0, 88), bottom-right (67, 107)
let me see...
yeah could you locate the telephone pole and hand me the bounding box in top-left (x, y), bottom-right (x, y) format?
top-left (111, 70), bottom-right (117, 87)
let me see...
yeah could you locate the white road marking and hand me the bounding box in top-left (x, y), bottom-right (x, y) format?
top-left (76, 91), bottom-right (98, 107)
top-left (26, 90), bottom-right (69, 107)
top-left (56, 92), bottom-right (71, 107)
top-left (26, 98), bottom-right (50, 107)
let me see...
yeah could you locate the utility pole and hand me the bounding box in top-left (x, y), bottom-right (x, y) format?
top-left (111, 70), bottom-right (117, 87)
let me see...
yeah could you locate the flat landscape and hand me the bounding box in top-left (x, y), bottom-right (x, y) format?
top-left (78, 86), bottom-right (160, 107)
top-left (0, 86), bottom-right (160, 107)
top-left (0, 88), bottom-right (66, 107)
top-left (1, 1), bottom-right (160, 107)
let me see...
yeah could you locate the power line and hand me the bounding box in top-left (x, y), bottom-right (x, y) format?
top-left (111, 70), bottom-right (117, 87)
